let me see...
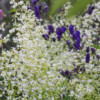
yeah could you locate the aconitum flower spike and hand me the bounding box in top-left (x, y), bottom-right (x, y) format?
top-left (69, 25), bottom-right (74, 35)
top-left (48, 25), bottom-right (54, 34)
top-left (31, 0), bottom-right (39, 5)
top-left (85, 53), bottom-right (90, 63)
top-left (34, 5), bottom-right (40, 19)
top-left (61, 26), bottom-right (67, 33)
top-left (91, 47), bottom-right (95, 54)
top-left (66, 40), bottom-right (71, 45)
top-left (57, 35), bottom-right (62, 41)
top-left (56, 27), bottom-right (62, 36)
top-left (88, 6), bottom-right (95, 15)
top-left (65, 70), bottom-right (71, 76)
top-left (75, 30), bottom-right (80, 39)
top-left (86, 46), bottom-right (90, 53)
top-left (52, 37), bottom-right (56, 42)
top-left (42, 34), bottom-right (49, 40)
top-left (43, 3), bottom-right (49, 13)
top-left (59, 69), bottom-right (65, 77)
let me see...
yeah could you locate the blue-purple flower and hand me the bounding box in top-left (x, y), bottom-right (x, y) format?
top-left (61, 26), bottom-right (67, 33)
top-left (43, 3), bottom-right (49, 13)
top-left (42, 34), bottom-right (49, 40)
top-left (31, 0), bottom-right (39, 5)
top-left (66, 40), bottom-right (71, 45)
top-left (52, 37), bottom-right (56, 42)
top-left (91, 47), bottom-right (95, 54)
top-left (75, 30), bottom-right (80, 39)
top-left (48, 25), bottom-right (54, 34)
top-left (85, 53), bottom-right (90, 63)
top-left (88, 6), bottom-right (95, 15)
top-left (74, 38), bottom-right (81, 50)
top-left (86, 46), bottom-right (90, 53)
top-left (69, 25), bottom-right (74, 35)
top-left (34, 5), bottom-right (40, 19)
top-left (56, 27), bottom-right (63, 36)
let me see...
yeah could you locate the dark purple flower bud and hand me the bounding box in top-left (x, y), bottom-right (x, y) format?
top-left (38, 5), bottom-right (42, 11)
top-left (85, 53), bottom-right (90, 63)
top-left (0, 45), bottom-right (2, 49)
top-left (31, 0), bottom-right (39, 5)
top-left (74, 38), bottom-right (81, 50)
top-left (80, 67), bottom-right (86, 73)
top-left (72, 34), bottom-right (76, 40)
top-left (56, 27), bottom-right (62, 36)
top-left (58, 8), bottom-right (62, 12)
top-left (34, 5), bottom-right (40, 19)
top-left (91, 47), bottom-right (95, 54)
top-left (75, 30), bottom-right (80, 39)
top-left (66, 40), bottom-right (71, 45)
top-left (27, 6), bottom-right (31, 10)
top-left (59, 69), bottom-right (65, 76)
top-left (65, 70), bottom-right (71, 76)
top-left (82, 33), bottom-right (85, 37)
top-left (57, 35), bottom-right (62, 41)
top-left (69, 25), bottom-right (74, 35)
top-left (43, 3), bottom-right (49, 13)
top-left (61, 26), bottom-right (67, 33)
top-left (52, 37), bottom-right (56, 42)
top-left (73, 66), bottom-right (80, 73)
top-left (96, 55), bottom-right (100, 60)
top-left (86, 46), bottom-right (90, 53)
top-left (48, 25), bottom-right (54, 33)
top-left (88, 6), bottom-right (95, 15)
top-left (42, 34), bottom-right (49, 40)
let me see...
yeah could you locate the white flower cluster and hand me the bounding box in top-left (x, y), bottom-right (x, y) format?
top-left (0, 0), bottom-right (100, 100)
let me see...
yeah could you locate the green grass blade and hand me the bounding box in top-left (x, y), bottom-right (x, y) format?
top-left (49, 0), bottom-right (69, 16)
top-left (66, 0), bottom-right (95, 18)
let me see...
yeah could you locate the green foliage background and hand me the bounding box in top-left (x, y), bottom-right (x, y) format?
top-left (48, 0), bottom-right (97, 18)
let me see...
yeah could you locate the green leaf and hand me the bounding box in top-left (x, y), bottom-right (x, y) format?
top-left (0, 76), bottom-right (4, 81)
top-left (66, 0), bottom-right (95, 18)
top-left (92, 45), bottom-right (100, 49)
top-left (49, 0), bottom-right (69, 16)
top-left (9, 9), bottom-right (16, 14)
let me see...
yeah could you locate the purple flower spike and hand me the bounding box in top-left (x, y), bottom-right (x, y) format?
top-left (48, 25), bottom-right (54, 34)
top-left (57, 35), bottom-right (62, 41)
top-left (66, 40), bottom-right (71, 45)
top-left (61, 26), bottom-right (67, 33)
top-left (86, 46), bottom-right (90, 53)
top-left (43, 3), bottom-right (49, 13)
top-left (42, 34), bottom-right (49, 40)
top-left (69, 25), bottom-right (74, 35)
top-left (38, 5), bottom-right (42, 11)
top-left (82, 33), bottom-right (85, 37)
top-left (31, 0), bottom-right (39, 5)
top-left (27, 6), bottom-right (31, 10)
top-left (65, 70), bottom-right (71, 79)
top-left (96, 55), bottom-right (100, 60)
top-left (34, 5), bottom-right (40, 19)
top-left (59, 69), bottom-right (65, 77)
top-left (88, 6), bottom-right (95, 15)
top-left (75, 30), bottom-right (80, 39)
top-left (85, 53), bottom-right (90, 63)
top-left (56, 27), bottom-right (62, 36)
top-left (91, 47), bottom-right (95, 54)
top-left (65, 70), bottom-right (71, 76)
top-left (74, 38), bottom-right (81, 50)
top-left (52, 37), bottom-right (56, 42)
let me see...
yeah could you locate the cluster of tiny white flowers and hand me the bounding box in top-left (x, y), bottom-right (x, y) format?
top-left (0, 0), bottom-right (100, 100)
